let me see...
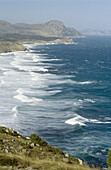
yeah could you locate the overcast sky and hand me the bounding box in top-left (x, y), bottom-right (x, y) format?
top-left (0, 0), bottom-right (111, 30)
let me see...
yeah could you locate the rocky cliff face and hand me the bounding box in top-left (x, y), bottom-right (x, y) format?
top-left (42, 20), bottom-right (82, 37)
top-left (0, 20), bottom-right (82, 38)
top-left (0, 42), bottom-right (27, 53)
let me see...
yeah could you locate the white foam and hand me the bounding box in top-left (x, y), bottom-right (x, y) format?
top-left (65, 113), bottom-right (87, 126)
top-left (0, 77), bottom-right (5, 85)
top-left (14, 88), bottom-right (43, 103)
top-left (78, 99), bottom-right (95, 103)
top-left (12, 106), bottom-right (18, 117)
top-left (65, 113), bottom-right (111, 126)
top-left (73, 81), bottom-right (96, 85)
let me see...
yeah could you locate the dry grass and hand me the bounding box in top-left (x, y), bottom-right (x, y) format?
top-left (0, 153), bottom-right (99, 170)
top-left (0, 127), bottom-right (100, 170)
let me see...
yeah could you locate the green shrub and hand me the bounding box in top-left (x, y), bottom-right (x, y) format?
top-left (107, 150), bottom-right (111, 168)
top-left (0, 127), bottom-right (6, 133)
top-left (68, 156), bottom-right (79, 164)
top-left (30, 134), bottom-right (39, 141)
top-left (30, 134), bottom-right (47, 146)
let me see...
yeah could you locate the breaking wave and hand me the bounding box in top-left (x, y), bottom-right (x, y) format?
top-left (13, 88), bottom-right (43, 103)
top-left (65, 113), bottom-right (111, 126)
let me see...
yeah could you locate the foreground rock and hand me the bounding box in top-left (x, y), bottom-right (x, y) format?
top-left (0, 42), bottom-right (27, 53)
top-left (0, 126), bottom-right (99, 170)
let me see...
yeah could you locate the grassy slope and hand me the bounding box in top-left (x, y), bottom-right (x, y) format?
top-left (0, 127), bottom-right (99, 170)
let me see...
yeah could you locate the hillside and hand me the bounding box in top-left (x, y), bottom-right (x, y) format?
top-left (0, 126), bottom-right (99, 170)
top-left (0, 20), bottom-right (82, 39)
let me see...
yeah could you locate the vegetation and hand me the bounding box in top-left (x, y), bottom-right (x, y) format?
top-left (107, 150), bottom-right (111, 169)
top-left (0, 126), bottom-right (99, 170)
top-left (0, 20), bottom-right (82, 38)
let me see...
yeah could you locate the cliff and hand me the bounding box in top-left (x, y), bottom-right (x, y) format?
top-left (0, 20), bottom-right (82, 39)
top-left (0, 126), bottom-right (99, 170)
top-left (0, 42), bottom-right (27, 53)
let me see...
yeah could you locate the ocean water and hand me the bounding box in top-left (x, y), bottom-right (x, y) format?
top-left (0, 36), bottom-right (111, 168)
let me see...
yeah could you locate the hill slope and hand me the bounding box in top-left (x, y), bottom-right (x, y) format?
top-left (0, 20), bottom-right (82, 38)
top-left (0, 126), bottom-right (99, 170)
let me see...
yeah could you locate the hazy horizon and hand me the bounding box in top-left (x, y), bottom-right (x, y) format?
top-left (0, 0), bottom-right (111, 31)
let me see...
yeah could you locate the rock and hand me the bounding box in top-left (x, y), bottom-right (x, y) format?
top-left (30, 143), bottom-right (35, 147)
top-left (12, 139), bottom-right (16, 142)
top-left (0, 42), bottom-right (27, 54)
top-left (4, 149), bottom-right (8, 153)
top-left (26, 137), bottom-right (30, 140)
top-left (36, 144), bottom-right (39, 147)
top-left (64, 153), bottom-right (69, 158)
top-left (18, 136), bottom-right (21, 138)
top-left (78, 158), bottom-right (83, 165)
top-left (9, 128), bottom-right (14, 133)
top-left (17, 131), bottom-right (20, 135)
top-left (63, 157), bottom-right (68, 163)
top-left (5, 129), bottom-right (9, 133)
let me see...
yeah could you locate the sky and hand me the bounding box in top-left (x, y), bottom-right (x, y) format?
top-left (0, 0), bottom-right (111, 31)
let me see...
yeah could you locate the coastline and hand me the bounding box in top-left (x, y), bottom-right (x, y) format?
top-left (0, 38), bottom-right (74, 54)
top-left (0, 38), bottom-right (110, 169)
top-left (0, 126), bottom-right (100, 170)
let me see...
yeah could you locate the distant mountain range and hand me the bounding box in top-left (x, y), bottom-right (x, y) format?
top-left (0, 20), bottom-right (83, 53)
top-left (81, 29), bottom-right (111, 36)
top-left (0, 20), bottom-right (82, 39)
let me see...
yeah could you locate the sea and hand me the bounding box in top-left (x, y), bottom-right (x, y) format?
top-left (0, 36), bottom-right (111, 168)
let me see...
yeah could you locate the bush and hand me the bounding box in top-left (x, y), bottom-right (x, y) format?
top-left (107, 150), bottom-right (111, 168)
top-left (30, 134), bottom-right (47, 146)
top-left (30, 134), bottom-right (39, 141)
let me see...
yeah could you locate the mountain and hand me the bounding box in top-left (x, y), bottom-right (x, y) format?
top-left (0, 20), bottom-right (82, 38)
top-left (81, 29), bottom-right (111, 36)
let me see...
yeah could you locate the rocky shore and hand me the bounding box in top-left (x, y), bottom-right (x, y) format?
top-left (0, 37), bottom-right (74, 54)
top-left (0, 42), bottom-right (27, 54)
top-left (0, 126), bottom-right (99, 170)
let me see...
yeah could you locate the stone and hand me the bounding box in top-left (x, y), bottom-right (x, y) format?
top-left (78, 158), bottom-right (83, 165)
top-left (18, 136), bottom-right (21, 138)
top-left (9, 128), bottom-right (14, 133)
top-left (26, 137), bottom-right (30, 140)
top-left (5, 129), bottom-right (9, 133)
top-left (17, 132), bottom-right (20, 135)
top-left (30, 143), bottom-right (35, 147)
top-left (5, 149), bottom-right (8, 153)
top-left (12, 139), bottom-right (16, 142)
top-left (36, 144), bottom-right (39, 147)
top-left (64, 153), bottom-right (69, 158)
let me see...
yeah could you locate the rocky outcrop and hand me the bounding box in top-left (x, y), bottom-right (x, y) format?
top-left (0, 126), bottom-right (87, 170)
top-left (0, 42), bottom-right (27, 53)
top-left (43, 20), bottom-right (82, 37)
